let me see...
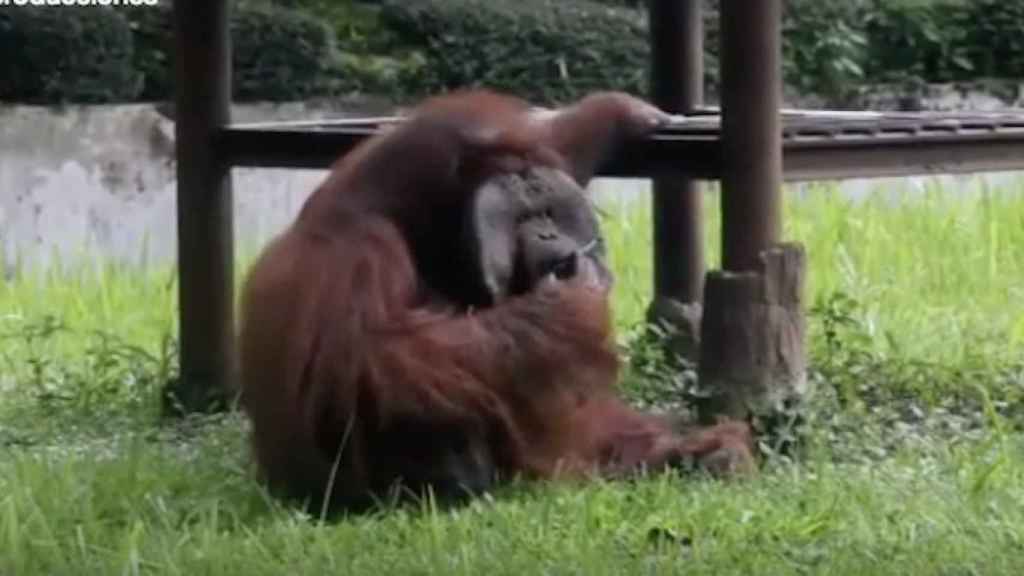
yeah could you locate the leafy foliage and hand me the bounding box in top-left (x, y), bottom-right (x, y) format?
top-left (4, 0), bottom-right (1024, 105)
top-left (782, 0), bottom-right (871, 103)
top-left (0, 7), bottom-right (142, 104)
top-left (377, 0), bottom-right (651, 105)
top-left (962, 0), bottom-right (1024, 79)
top-left (231, 3), bottom-right (341, 101)
top-left (121, 5), bottom-right (175, 101)
top-left (784, 0), bottom-right (1024, 90)
top-left (862, 0), bottom-right (975, 85)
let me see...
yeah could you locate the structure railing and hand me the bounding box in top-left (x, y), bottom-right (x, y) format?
top-left (168, 0), bottom-right (1024, 419)
top-left (220, 109), bottom-right (1024, 181)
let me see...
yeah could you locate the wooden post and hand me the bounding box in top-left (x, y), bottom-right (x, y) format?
top-left (165, 0), bottom-right (235, 415)
top-left (697, 0), bottom-right (807, 422)
top-left (646, 0), bottom-right (706, 362)
top-left (720, 0), bottom-right (782, 271)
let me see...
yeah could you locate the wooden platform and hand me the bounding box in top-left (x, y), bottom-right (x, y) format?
top-left (218, 109), bottom-right (1024, 181)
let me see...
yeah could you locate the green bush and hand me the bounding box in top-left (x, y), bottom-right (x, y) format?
top-left (378, 0), bottom-right (651, 105)
top-left (333, 51), bottom-right (430, 98)
top-left (782, 0), bottom-right (871, 102)
top-left (121, 2), bottom-right (347, 102)
top-left (5, 0), bottom-right (1024, 106)
top-left (963, 0), bottom-right (1024, 79)
top-left (1, 2), bottom-right (348, 104)
top-left (836, 0), bottom-right (1024, 87)
top-left (266, 0), bottom-right (400, 54)
top-left (862, 0), bottom-right (974, 84)
top-left (122, 5), bottom-right (174, 101)
top-left (0, 7), bottom-right (142, 104)
top-left (231, 3), bottom-right (341, 101)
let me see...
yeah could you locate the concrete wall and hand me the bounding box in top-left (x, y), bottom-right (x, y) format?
top-left (0, 100), bottom-right (653, 277)
top-left (0, 102), bottom-right (380, 277)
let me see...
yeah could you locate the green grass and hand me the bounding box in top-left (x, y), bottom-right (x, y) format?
top-left (604, 179), bottom-right (1024, 361)
top-left (3, 426), bottom-right (1023, 575)
top-left (2, 176), bottom-right (1024, 574)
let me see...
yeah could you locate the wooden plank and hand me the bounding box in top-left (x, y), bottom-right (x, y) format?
top-left (783, 131), bottom-right (1024, 181)
top-left (217, 124), bottom-right (1024, 182)
top-left (649, 0), bottom-right (706, 306)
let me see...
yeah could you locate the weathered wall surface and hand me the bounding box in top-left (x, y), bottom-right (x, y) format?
top-left (0, 100), bottom-right (651, 277)
top-left (0, 101), bottom-right (384, 276)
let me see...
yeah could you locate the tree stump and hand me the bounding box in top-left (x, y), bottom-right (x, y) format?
top-left (696, 242), bottom-right (807, 423)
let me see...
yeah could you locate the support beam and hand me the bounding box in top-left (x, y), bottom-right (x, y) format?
top-left (218, 122), bottom-right (1024, 181)
top-left (698, 0), bottom-right (807, 423)
top-left (166, 0), bottom-right (235, 415)
top-left (646, 0), bottom-right (706, 361)
top-left (719, 0), bottom-right (782, 271)
top-left (650, 0), bottom-right (705, 302)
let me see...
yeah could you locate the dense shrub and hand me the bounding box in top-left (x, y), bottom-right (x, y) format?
top-left (862, 0), bottom-right (974, 84)
top-left (0, 7), bottom-right (142, 104)
top-left (782, 0), bottom-right (871, 102)
top-left (963, 0), bottom-right (1024, 79)
top-left (712, 0), bottom-right (1024, 98)
top-left (122, 5), bottom-right (174, 101)
top-left (858, 0), bottom-right (1024, 85)
top-left (4, 0), bottom-right (1024, 106)
top-left (377, 0), bottom-right (651, 105)
top-left (122, 2), bottom-right (346, 102)
top-left (268, 0), bottom-right (400, 54)
top-left (230, 4), bottom-right (341, 101)
top-left (0, 2), bottom-right (351, 104)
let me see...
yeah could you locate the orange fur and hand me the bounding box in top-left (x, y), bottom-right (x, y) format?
top-left (237, 90), bottom-right (755, 514)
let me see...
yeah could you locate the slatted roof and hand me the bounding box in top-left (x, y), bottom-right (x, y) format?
top-left (219, 109), bottom-right (1024, 181)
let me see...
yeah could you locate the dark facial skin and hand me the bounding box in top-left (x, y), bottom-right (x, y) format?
top-left (468, 166), bottom-right (612, 303)
top-left (513, 213), bottom-right (603, 290)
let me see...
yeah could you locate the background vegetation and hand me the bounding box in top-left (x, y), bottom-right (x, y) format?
top-left (3, 0), bottom-right (1024, 105)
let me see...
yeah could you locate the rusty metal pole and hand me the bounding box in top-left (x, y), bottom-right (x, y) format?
top-left (719, 0), bottom-right (782, 271)
top-left (167, 0), bottom-right (235, 415)
top-left (646, 0), bottom-right (706, 361)
top-left (698, 0), bottom-right (807, 424)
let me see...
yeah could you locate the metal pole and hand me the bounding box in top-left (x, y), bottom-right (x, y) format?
top-left (650, 0), bottom-right (705, 302)
top-left (719, 0), bottom-right (783, 271)
top-left (169, 0), bottom-right (235, 413)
